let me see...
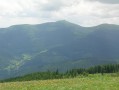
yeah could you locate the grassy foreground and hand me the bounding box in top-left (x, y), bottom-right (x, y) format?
top-left (0, 74), bottom-right (119, 90)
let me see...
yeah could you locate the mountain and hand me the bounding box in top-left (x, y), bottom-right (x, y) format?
top-left (0, 20), bottom-right (119, 79)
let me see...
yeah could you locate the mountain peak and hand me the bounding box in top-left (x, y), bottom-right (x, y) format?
top-left (55, 20), bottom-right (72, 24)
top-left (54, 20), bottom-right (82, 27)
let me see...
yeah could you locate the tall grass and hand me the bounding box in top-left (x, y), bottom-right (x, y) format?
top-left (0, 74), bottom-right (119, 90)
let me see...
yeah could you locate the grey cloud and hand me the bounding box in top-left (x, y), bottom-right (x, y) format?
top-left (90, 0), bottom-right (119, 4)
top-left (40, 0), bottom-right (64, 11)
top-left (92, 5), bottom-right (119, 18)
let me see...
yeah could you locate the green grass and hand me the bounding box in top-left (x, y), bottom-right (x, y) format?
top-left (0, 74), bottom-right (119, 90)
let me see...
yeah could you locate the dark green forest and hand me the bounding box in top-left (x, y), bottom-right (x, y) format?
top-left (1, 64), bottom-right (119, 82)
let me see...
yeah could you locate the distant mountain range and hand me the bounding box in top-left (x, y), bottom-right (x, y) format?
top-left (0, 20), bottom-right (119, 79)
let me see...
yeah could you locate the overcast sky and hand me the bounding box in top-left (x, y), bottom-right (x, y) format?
top-left (0, 0), bottom-right (119, 27)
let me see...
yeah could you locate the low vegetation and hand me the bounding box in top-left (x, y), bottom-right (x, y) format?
top-left (0, 74), bottom-right (119, 90)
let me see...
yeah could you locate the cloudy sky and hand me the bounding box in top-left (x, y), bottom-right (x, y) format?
top-left (0, 0), bottom-right (119, 27)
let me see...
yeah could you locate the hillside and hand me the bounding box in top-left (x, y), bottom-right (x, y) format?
top-left (0, 20), bottom-right (119, 79)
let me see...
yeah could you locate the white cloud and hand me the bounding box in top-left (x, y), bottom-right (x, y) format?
top-left (0, 0), bottom-right (40, 17)
top-left (0, 0), bottom-right (119, 27)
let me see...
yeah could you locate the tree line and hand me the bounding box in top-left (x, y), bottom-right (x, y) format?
top-left (1, 64), bottom-right (119, 82)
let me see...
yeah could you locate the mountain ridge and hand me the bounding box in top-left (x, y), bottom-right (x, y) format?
top-left (2, 20), bottom-right (119, 29)
top-left (0, 20), bottom-right (119, 79)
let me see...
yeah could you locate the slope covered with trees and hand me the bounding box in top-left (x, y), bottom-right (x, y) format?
top-left (1, 64), bottom-right (119, 82)
top-left (0, 20), bottom-right (119, 79)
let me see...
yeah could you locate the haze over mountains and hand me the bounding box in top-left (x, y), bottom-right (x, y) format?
top-left (0, 20), bottom-right (119, 79)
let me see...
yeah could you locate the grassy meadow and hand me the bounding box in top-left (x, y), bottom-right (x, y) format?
top-left (0, 74), bottom-right (119, 90)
